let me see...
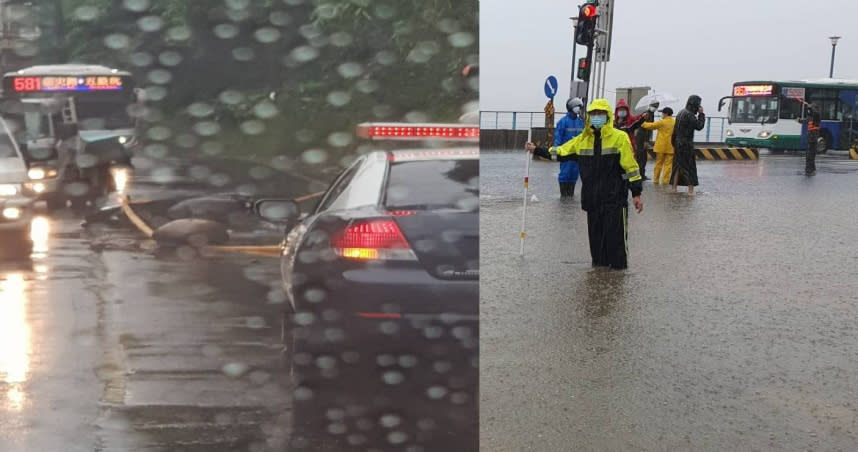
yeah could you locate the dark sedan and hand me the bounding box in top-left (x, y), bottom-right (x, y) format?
top-left (256, 141), bottom-right (478, 451)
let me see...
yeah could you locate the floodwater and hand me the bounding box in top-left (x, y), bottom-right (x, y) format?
top-left (481, 150), bottom-right (858, 451)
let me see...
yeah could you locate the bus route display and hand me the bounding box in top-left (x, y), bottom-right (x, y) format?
top-left (733, 84), bottom-right (773, 97)
top-left (4, 75), bottom-right (126, 92)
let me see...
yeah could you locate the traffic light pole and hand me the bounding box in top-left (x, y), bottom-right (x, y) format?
top-left (581, 42), bottom-right (594, 108)
top-left (570, 31), bottom-right (577, 97)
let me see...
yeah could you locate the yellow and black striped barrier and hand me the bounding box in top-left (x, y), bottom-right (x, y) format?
top-left (646, 148), bottom-right (758, 161)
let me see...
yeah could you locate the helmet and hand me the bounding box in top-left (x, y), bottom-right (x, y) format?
top-left (566, 97), bottom-right (584, 112)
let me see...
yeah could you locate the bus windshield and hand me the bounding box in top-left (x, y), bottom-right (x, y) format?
top-left (76, 98), bottom-right (134, 130)
top-left (730, 96), bottom-right (779, 124)
top-left (22, 112), bottom-right (50, 141)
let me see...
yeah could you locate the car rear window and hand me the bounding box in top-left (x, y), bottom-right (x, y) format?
top-left (384, 159), bottom-right (478, 211)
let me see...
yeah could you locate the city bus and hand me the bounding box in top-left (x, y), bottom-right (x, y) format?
top-left (0, 65), bottom-right (142, 205)
top-left (1, 64), bottom-right (142, 145)
top-left (719, 79), bottom-right (858, 153)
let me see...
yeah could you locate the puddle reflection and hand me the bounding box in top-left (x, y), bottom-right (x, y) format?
top-left (30, 216), bottom-right (50, 258)
top-left (0, 273), bottom-right (30, 411)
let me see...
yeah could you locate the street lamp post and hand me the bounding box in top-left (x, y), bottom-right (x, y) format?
top-left (829, 36), bottom-right (841, 78)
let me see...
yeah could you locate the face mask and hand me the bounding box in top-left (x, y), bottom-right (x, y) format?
top-left (590, 115), bottom-right (607, 129)
top-left (649, 106), bottom-right (657, 112)
top-left (572, 106), bottom-right (581, 115)
top-left (618, 110), bottom-right (627, 118)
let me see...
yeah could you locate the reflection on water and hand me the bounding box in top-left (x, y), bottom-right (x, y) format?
top-left (0, 273), bottom-right (30, 411)
top-left (31, 216), bottom-right (50, 258)
top-left (582, 268), bottom-right (626, 318)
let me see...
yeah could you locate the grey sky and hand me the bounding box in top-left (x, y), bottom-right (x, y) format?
top-left (480, 0), bottom-right (858, 116)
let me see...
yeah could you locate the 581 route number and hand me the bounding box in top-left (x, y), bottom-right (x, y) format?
top-left (12, 77), bottom-right (41, 92)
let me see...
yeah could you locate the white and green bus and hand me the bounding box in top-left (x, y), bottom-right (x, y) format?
top-left (719, 79), bottom-right (858, 152)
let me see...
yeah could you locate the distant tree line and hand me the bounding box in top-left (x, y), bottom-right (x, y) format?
top-left (16, 0), bottom-right (477, 160)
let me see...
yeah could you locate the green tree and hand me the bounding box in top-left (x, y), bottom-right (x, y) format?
top-left (29, 0), bottom-right (478, 161)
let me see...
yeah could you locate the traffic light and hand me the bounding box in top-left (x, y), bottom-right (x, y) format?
top-left (575, 2), bottom-right (598, 47)
top-left (577, 57), bottom-right (590, 82)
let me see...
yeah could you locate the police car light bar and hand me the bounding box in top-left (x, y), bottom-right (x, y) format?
top-left (356, 123), bottom-right (479, 141)
top-left (388, 148), bottom-right (479, 162)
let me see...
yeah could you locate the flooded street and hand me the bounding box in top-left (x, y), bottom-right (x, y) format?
top-left (0, 212), bottom-right (290, 451)
top-left (480, 151), bottom-right (858, 451)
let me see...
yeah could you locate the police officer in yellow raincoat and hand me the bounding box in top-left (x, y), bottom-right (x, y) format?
top-left (527, 99), bottom-right (644, 269)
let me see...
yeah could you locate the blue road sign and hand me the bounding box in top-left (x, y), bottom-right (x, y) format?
top-left (544, 76), bottom-right (558, 99)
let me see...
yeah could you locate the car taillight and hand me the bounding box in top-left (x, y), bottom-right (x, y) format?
top-left (332, 219), bottom-right (417, 261)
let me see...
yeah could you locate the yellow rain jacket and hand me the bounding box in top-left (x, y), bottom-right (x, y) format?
top-left (551, 99), bottom-right (642, 211)
top-left (641, 116), bottom-right (675, 154)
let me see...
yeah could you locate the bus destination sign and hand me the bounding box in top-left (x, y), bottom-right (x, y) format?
top-left (7, 76), bottom-right (124, 92)
top-left (733, 84), bottom-right (773, 96)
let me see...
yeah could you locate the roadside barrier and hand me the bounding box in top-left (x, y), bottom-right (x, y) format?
top-left (646, 148), bottom-right (758, 161)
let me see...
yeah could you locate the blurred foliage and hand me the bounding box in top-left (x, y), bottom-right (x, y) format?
top-left (16, 0), bottom-right (477, 162)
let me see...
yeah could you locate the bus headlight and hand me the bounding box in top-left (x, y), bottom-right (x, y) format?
top-left (2, 207), bottom-right (21, 219)
top-left (0, 184), bottom-right (20, 196)
top-left (758, 131), bottom-right (772, 138)
top-left (118, 136), bottom-right (137, 149)
top-left (27, 167), bottom-right (57, 180)
top-left (725, 129), bottom-right (734, 137)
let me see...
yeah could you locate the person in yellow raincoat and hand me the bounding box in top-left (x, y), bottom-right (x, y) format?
top-left (526, 98), bottom-right (643, 269)
top-left (641, 107), bottom-right (675, 185)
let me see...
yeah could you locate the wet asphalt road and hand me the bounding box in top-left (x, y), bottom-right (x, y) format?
top-left (0, 210), bottom-right (291, 451)
top-left (481, 151), bottom-right (858, 451)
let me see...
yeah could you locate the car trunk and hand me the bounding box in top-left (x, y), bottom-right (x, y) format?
top-left (394, 210), bottom-right (478, 280)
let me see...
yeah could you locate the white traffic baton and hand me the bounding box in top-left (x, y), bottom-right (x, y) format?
top-left (519, 129), bottom-right (533, 256)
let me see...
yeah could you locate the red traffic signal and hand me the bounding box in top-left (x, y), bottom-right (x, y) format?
top-left (575, 3), bottom-right (598, 46)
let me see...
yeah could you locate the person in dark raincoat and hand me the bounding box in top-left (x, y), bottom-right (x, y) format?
top-left (526, 98), bottom-right (644, 269)
top-left (614, 99), bottom-right (649, 180)
top-left (634, 102), bottom-right (660, 178)
top-left (801, 102), bottom-right (821, 176)
top-left (552, 97), bottom-right (586, 197)
top-left (670, 95), bottom-right (706, 196)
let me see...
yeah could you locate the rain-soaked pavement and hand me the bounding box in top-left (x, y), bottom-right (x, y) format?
top-left (481, 150), bottom-right (858, 451)
top-left (0, 210), bottom-right (291, 451)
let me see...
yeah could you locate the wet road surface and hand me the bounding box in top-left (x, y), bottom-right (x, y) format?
top-left (481, 151), bottom-right (858, 451)
top-left (0, 210), bottom-right (291, 451)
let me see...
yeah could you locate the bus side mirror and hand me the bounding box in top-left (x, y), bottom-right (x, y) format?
top-left (718, 97), bottom-right (729, 112)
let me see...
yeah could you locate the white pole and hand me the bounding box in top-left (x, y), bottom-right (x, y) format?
top-left (519, 128), bottom-right (533, 256)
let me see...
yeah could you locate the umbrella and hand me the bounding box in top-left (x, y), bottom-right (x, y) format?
top-left (634, 90), bottom-right (679, 112)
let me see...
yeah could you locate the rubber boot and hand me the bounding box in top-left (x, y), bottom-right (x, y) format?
top-left (559, 183), bottom-right (574, 198)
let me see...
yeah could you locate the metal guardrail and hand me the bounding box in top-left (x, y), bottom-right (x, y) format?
top-left (479, 111), bottom-right (730, 143)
